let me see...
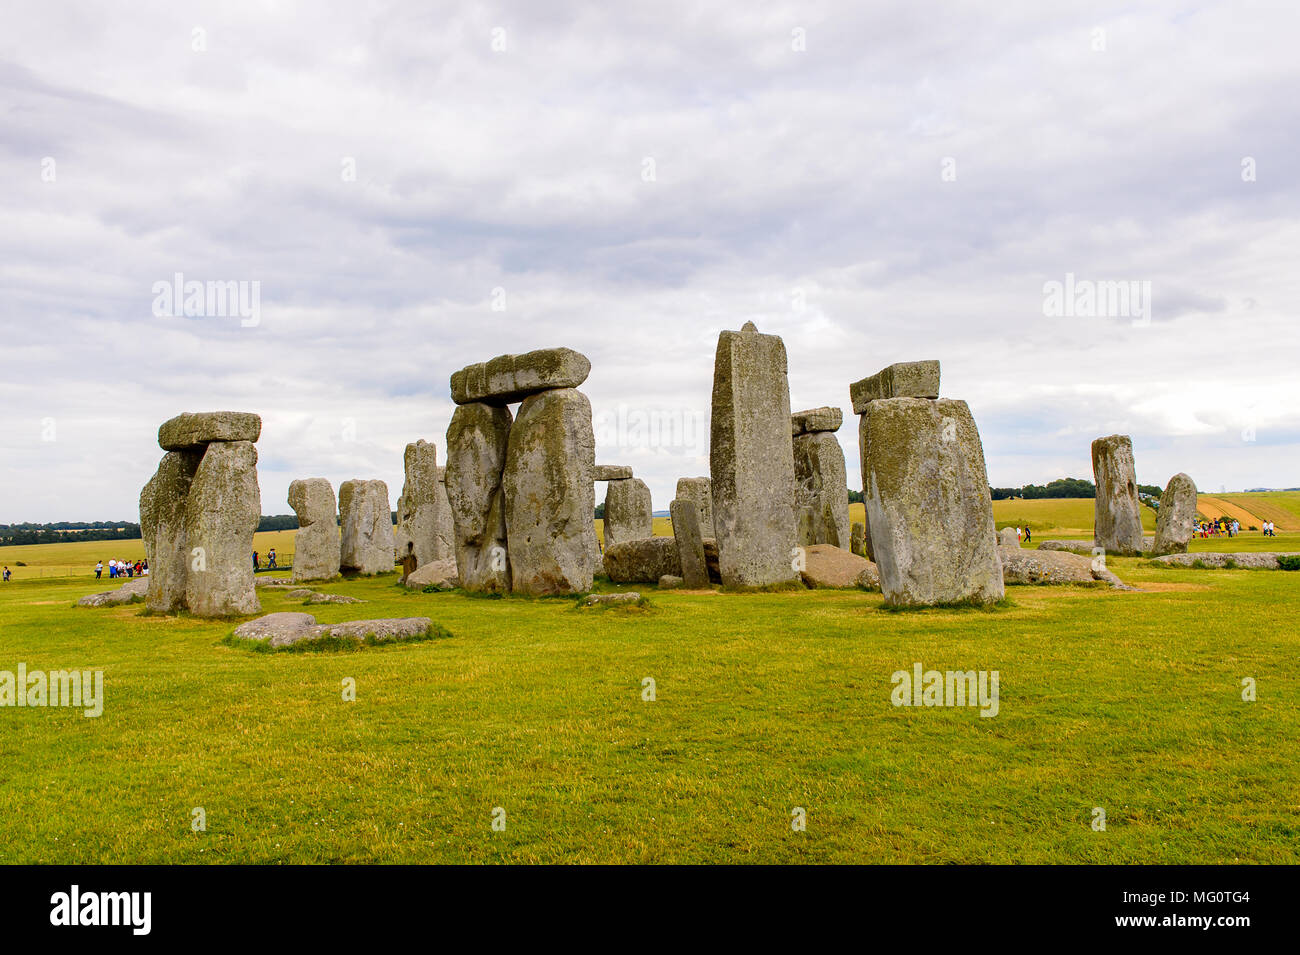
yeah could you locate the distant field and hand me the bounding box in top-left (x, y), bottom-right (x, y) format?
top-left (1200, 492), bottom-right (1300, 531)
top-left (850, 499), bottom-right (1145, 538)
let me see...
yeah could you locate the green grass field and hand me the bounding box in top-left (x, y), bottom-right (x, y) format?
top-left (1, 531), bottom-right (1297, 863)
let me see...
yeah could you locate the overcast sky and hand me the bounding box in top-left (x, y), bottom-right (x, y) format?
top-left (2, 1), bottom-right (1297, 523)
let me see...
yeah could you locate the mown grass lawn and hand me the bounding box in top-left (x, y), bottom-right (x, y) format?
top-left (1, 549), bottom-right (1296, 864)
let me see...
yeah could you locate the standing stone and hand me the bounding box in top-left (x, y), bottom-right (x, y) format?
top-left (338, 479), bottom-right (395, 576)
top-left (670, 498), bottom-right (710, 588)
top-left (287, 478), bottom-right (340, 582)
top-left (1152, 472), bottom-right (1197, 555)
top-left (1092, 434), bottom-right (1145, 556)
top-left (183, 441), bottom-right (262, 616)
top-left (434, 467), bottom-right (454, 559)
top-left (855, 413), bottom-right (877, 561)
top-left (445, 403), bottom-right (513, 593)
top-left (793, 430), bottom-right (851, 547)
top-left (140, 450), bottom-right (202, 614)
top-left (675, 477), bottom-right (714, 539)
top-left (503, 388), bottom-right (595, 595)
top-left (604, 478), bottom-right (653, 548)
top-left (850, 522), bottom-right (866, 558)
top-left (394, 440), bottom-right (443, 568)
top-left (860, 398), bottom-right (1003, 607)
top-left (999, 527), bottom-right (1020, 548)
top-left (710, 323), bottom-right (798, 587)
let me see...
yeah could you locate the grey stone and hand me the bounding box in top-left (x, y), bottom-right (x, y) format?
top-left (1152, 473), bottom-right (1197, 555)
top-left (710, 324), bottom-right (799, 587)
top-left (849, 361), bottom-right (940, 414)
top-left (503, 387), bottom-right (595, 595)
top-left (603, 537), bottom-right (682, 583)
top-left (338, 479), bottom-right (395, 576)
top-left (394, 440), bottom-right (444, 569)
top-left (675, 477), bottom-right (714, 539)
top-left (288, 478), bottom-right (340, 583)
top-left (274, 617), bottom-right (434, 648)
top-left (603, 478), bottom-right (653, 549)
top-left (403, 556), bottom-right (460, 590)
top-left (850, 522), bottom-right (866, 558)
top-left (232, 612), bottom-right (317, 642)
top-left (451, 347), bottom-right (591, 405)
top-left (140, 449), bottom-right (202, 613)
top-left (1150, 552), bottom-right (1298, 569)
top-left (434, 467), bottom-right (454, 560)
top-left (303, 592), bottom-right (365, 605)
top-left (1037, 540), bottom-right (1098, 555)
top-left (1092, 434), bottom-right (1145, 556)
top-left (184, 440), bottom-right (261, 617)
top-left (445, 402), bottom-right (513, 593)
top-left (793, 430), bottom-right (850, 547)
top-left (286, 588), bottom-right (315, 598)
top-left (860, 397), bottom-right (1003, 607)
top-left (999, 546), bottom-right (1133, 589)
top-left (658, 574), bottom-right (683, 589)
top-left (798, 544), bottom-right (878, 590)
top-left (669, 498), bottom-right (710, 588)
top-left (77, 577), bottom-right (150, 607)
top-left (577, 592), bottom-right (643, 608)
top-left (158, 411), bottom-right (261, 451)
top-left (791, 406), bottom-right (843, 435)
top-left (999, 527), bottom-right (1021, 548)
top-left (594, 465), bottom-right (633, 481)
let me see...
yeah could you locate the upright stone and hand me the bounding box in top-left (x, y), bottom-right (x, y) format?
top-left (670, 498), bottom-right (709, 588)
top-left (288, 478), bottom-right (340, 582)
top-left (850, 522), bottom-right (866, 558)
top-left (338, 479), bottom-right (395, 576)
top-left (445, 403), bottom-right (513, 593)
top-left (1152, 472), bottom-right (1197, 556)
top-left (793, 429), bottom-right (850, 547)
top-left (434, 467), bottom-right (454, 559)
top-left (183, 441), bottom-right (262, 616)
top-left (503, 388), bottom-right (595, 595)
top-left (140, 450), bottom-right (202, 613)
top-left (860, 397), bottom-right (1003, 607)
top-left (675, 477), bottom-right (714, 539)
top-left (604, 478), bottom-right (653, 548)
top-left (1092, 434), bottom-right (1145, 556)
top-left (709, 323), bottom-right (798, 587)
top-left (394, 439), bottom-right (443, 568)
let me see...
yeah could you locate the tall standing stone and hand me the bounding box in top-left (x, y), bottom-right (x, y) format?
top-left (675, 477), bottom-right (714, 539)
top-left (184, 440), bottom-right (262, 616)
top-left (503, 388), bottom-right (595, 595)
top-left (445, 402), bottom-right (513, 593)
top-left (709, 323), bottom-right (798, 587)
top-left (1092, 434), bottom-right (1145, 556)
top-left (434, 466), bottom-right (454, 559)
top-left (140, 449), bottom-right (202, 613)
top-left (792, 409), bottom-right (850, 548)
top-left (860, 398), bottom-right (1003, 607)
top-left (604, 478), bottom-right (653, 548)
top-left (670, 498), bottom-right (709, 588)
top-left (338, 479), bottom-right (395, 576)
top-left (288, 478), bottom-right (340, 582)
top-left (1152, 472), bottom-right (1197, 555)
top-left (394, 439), bottom-right (443, 568)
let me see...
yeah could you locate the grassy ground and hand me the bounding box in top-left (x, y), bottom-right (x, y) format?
top-left (0, 536), bottom-right (1297, 863)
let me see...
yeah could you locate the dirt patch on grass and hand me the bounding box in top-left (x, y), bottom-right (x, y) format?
top-left (1132, 581), bottom-right (1212, 593)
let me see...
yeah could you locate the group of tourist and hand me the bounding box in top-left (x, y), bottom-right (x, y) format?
top-left (97, 558), bottom-right (148, 579)
top-left (252, 548), bottom-right (277, 571)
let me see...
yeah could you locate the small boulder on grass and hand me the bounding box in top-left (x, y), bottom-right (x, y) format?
top-left (303, 592), bottom-right (365, 605)
top-left (658, 575), bottom-right (683, 589)
top-left (229, 613), bottom-right (441, 649)
top-left (576, 592), bottom-right (647, 610)
top-left (77, 576), bottom-right (150, 607)
top-left (403, 557), bottom-right (460, 591)
top-left (799, 544), bottom-right (880, 590)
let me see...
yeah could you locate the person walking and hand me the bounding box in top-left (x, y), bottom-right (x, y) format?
top-left (95, 561), bottom-right (103, 579)
top-left (252, 551), bottom-right (260, 571)
top-left (2, 566), bottom-right (10, 582)
top-left (1024, 526), bottom-right (1032, 543)
top-left (268, 548), bottom-right (277, 570)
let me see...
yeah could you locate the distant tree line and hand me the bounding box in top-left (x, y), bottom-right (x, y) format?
top-left (989, 478), bottom-right (1163, 501)
top-left (0, 514), bottom-right (312, 548)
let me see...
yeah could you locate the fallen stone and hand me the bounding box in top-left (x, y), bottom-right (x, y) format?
top-left (577, 592), bottom-right (644, 608)
top-left (1150, 552), bottom-right (1299, 569)
top-left (338, 479), bottom-right (396, 576)
top-left (77, 576), bottom-right (150, 607)
top-left (403, 556), bottom-right (460, 590)
top-left (669, 497), bottom-right (710, 588)
top-left (1092, 434), bottom-right (1145, 556)
top-left (603, 477), bottom-right (653, 549)
top-left (451, 347), bottom-right (591, 405)
top-left (658, 574), bottom-right (683, 589)
top-left (849, 361), bottom-right (940, 415)
top-left (791, 407), bottom-right (843, 435)
top-left (286, 588), bottom-right (315, 598)
top-left (798, 544), bottom-right (879, 590)
top-left (1037, 540), bottom-right (1097, 555)
top-left (255, 578), bottom-right (298, 588)
top-left (184, 440), bottom-right (261, 617)
top-left (232, 612), bottom-right (317, 642)
top-left (445, 402), bottom-right (513, 593)
top-left (158, 411), bottom-right (261, 451)
top-left (593, 465), bottom-right (633, 481)
top-left (603, 537), bottom-right (681, 583)
top-left (275, 617), bottom-right (434, 648)
top-left (303, 592), bottom-right (365, 605)
top-left (288, 478), bottom-right (340, 583)
top-left (999, 546), bottom-right (1132, 589)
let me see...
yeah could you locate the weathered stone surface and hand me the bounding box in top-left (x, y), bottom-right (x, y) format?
top-left (77, 576), bottom-right (150, 607)
top-left (577, 592), bottom-right (643, 608)
top-left (434, 467), bottom-right (454, 561)
top-left (799, 544), bottom-right (879, 590)
top-left (854, 413), bottom-right (877, 562)
top-left (1037, 540), bottom-right (1097, 555)
top-left (446, 402), bottom-right (513, 593)
top-left (603, 537), bottom-right (681, 583)
top-left (255, 578), bottom-right (297, 588)
top-left (999, 546), bottom-right (1133, 590)
top-left (860, 397), bottom-right (1003, 607)
top-left (184, 441), bottom-right (261, 617)
top-left (451, 347), bottom-right (591, 405)
top-left (141, 449), bottom-right (202, 613)
top-left (286, 588), bottom-right (315, 598)
top-left (658, 574), bottom-right (683, 589)
top-left (1152, 472), bottom-right (1197, 556)
top-left (394, 439), bottom-right (444, 569)
top-left (675, 477), bottom-right (714, 539)
top-left (793, 430), bottom-right (850, 548)
top-left (1150, 552), bottom-right (1298, 569)
top-left (1092, 434), bottom-right (1145, 556)
top-left (158, 411), bottom-right (261, 451)
top-left (999, 527), bottom-right (1020, 548)
top-left (403, 556), bottom-right (460, 590)
top-left (287, 478), bottom-right (340, 583)
top-left (669, 498), bottom-right (710, 588)
top-left (503, 388), bottom-right (595, 595)
top-left (850, 522), bottom-right (866, 558)
top-left (849, 361), bottom-right (940, 415)
top-left (338, 479), bottom-right (395, 576)
top-left (303, 592), bottom-right (365, 605)
top-left (710, 325), bottom-right (799, 587)
top-left (232, 612), bottom-right (317, 642)
top-left (594, 465), bottom-right (633, 481)
top-left (604, 478), bottom-right (653, 549)
top-left (273, 617), bottom-right (434, 648)
top-left (791, 407), bottom-right (843, 435)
